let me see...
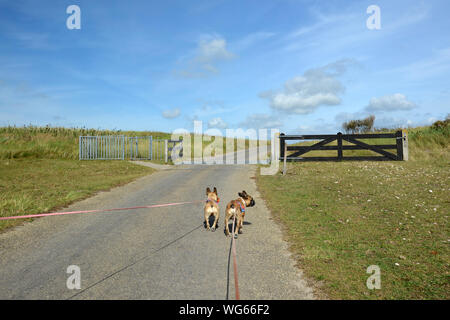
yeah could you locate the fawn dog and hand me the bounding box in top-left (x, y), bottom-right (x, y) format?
top-left (224, 190), bottom-right (255, 238)
top-left (204, 187), bottom-right (220, 231)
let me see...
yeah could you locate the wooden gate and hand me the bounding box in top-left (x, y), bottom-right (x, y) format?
top-left (280, 130), bottom-right (408, 162)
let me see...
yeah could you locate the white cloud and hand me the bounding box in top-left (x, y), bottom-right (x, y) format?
top-left (240, 113), bottom-right (283, 129)
top-left (207, 117), bottom-right (228, 129)
top-left (365, 94), bottom-right (417, 112)
top-left (261, 59), bottom-right (354, 115)
top-left (177, 35), bottom-right (235, 78)
top-left (162, 108), bottom-right (181, 119)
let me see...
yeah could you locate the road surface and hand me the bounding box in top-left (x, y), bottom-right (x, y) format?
top-left (0, 163), bottom-right (313, 299)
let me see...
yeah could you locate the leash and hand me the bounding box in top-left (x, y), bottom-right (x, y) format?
top-left (231, 211), bottom-right (240, 300)
top-left (1, 197), bottom-right (242, 299)
top-left (0, 200), bottom-right (204, 221)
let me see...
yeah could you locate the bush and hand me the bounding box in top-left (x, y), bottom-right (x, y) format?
top-left (342, 115), bottom-right (375, 133)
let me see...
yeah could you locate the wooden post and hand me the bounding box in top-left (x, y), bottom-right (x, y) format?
top-left (282, 143), bottom-right (287, 175)
top-left (337, 132), bottom-right (343, 161)
top-left (402, 129), bottom-right (408, 161)
top-left (396, 130), bottom-right (403, 161)
top-left (280, 133), bottom-right (285, 160)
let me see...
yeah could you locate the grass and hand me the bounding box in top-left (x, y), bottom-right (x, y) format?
top-left (0, 125), bottom-right (172, 160)
top-left (0, 126), bottom-right (162, 232)
top-left (256, 125), bottom-right (449, 299)
top-left (0, 125), bottom-right (258, 233)
top-left (0, 125), bottom-right (259, 162)
top-left (0, 159), bottom-right (154, 232)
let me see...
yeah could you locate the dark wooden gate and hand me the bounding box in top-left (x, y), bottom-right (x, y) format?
top-left (279, 130), bottom-right (408, 162)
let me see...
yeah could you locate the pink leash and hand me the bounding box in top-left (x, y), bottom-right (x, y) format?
top-left (0, 200), bottom-right (204, 221)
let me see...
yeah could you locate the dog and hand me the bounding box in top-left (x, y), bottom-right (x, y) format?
top-left (224, 190), bottom-right (255, 238)
top-left (204, 187), bottom-right (220, 231)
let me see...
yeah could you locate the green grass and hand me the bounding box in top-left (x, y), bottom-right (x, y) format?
top-left (0, 125), bottom-right (165, 232)
top-left (257, 125), bottom-right (449, 299)
top-left (0, 125), bottom-right (259, 233)
top-left (0, 125), bottom-right (172, 160)
top-left (0, 125), bottom-right (260, 161)
top-left (0, 159), bottom-right (154, 232)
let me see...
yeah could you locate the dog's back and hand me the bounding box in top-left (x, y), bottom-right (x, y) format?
top-left (224, 190), bottom-right (255, 238)
top-left (204, 187), bottom-right (219, 231)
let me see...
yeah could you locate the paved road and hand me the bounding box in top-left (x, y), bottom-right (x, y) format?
top-left (0, 164), bottom-right (313, 299)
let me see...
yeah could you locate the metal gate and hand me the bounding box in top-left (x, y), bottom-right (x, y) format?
top-left (79, 136), bottom-right (182, 162)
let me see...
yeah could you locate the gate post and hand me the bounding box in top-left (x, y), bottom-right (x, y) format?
top-left (149, 136), bottom-right (153, 160)
top-left (282, 143), bottom-right (287, 175)
top-left (337, 132), bottom-right (343, 161)
top-left (135, 136), bottom-right (138, 160)
top-left (279, 133), bottom-right (285, 160)
top-left (396, 130), bottom-right (403, 161)
top-left (164, 139), bottom-right (168, 163)
top-left (122, 136), bottom-right (125, 160)
top-left (402, 130), bottom-right (408, 161)
top-left (79, 136), bottom-right (81, 160)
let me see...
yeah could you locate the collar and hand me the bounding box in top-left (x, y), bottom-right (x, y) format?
top-left (206, 197), bottom-right (220, 204)
top-left (237, 197), bottom-right (246, 211)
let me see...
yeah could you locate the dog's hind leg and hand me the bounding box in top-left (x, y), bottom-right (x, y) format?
top-left (224, 214), bottom-right (230, 236)
top-left (204, 212), bottom-right (211, 230)
top-left (211, 212), bottom-right (219, 232)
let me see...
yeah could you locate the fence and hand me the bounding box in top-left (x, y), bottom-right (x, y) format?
top-left (79, 136), bottom-right (182, 162)
top-left (279, 130), bottom-right (408, 163)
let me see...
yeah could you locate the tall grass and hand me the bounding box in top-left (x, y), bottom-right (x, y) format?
top-left (0, 125), bottom-right (171, 160)
top-left (0, 125), bottom-right (262, 160)
top-left (407, 125), bottom-right (450, 162)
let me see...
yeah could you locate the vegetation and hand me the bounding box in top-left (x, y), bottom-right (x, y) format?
top-left (0, 125), bottom-right (259, 161)
top-left (0, 125), bottom-right (171, 160)
top-left (342, 115), bottom-right (376, 133)
top-left (0, 125), bottom-right (161, 232)
top-left (257, 122), bottom-right (449, 299)
top-left (0, 159), bottom-right (154, 232)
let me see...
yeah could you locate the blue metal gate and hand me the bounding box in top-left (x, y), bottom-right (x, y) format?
top-left (79, 136), bottom-right (182, 162)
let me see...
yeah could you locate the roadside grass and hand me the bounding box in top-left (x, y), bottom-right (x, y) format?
top-left (257, 126), bottom-right (449, 299)
top-left (0, 159), bottom-right (154, 232)
top-left (0, 125), bottom-right (258, 162)
top-left (0, 125), bottom-right (172, 160)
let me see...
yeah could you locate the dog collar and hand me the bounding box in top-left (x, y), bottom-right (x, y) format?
top-left (237, 197), bottom-right (246, 212)
top-left (206, 198), bottom-right (219, 204)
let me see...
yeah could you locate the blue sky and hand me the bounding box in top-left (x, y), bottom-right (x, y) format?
top-left (1, 0), bottom-right (449, 134)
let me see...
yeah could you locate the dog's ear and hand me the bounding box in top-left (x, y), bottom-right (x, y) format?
top-left (206, 187), bottom-right (211, 195)
top-left (241, 190), bottom-right (248, 198)
top-left (238, 192), bottom-right (245, 198)
top-left (213, 187), bottom-right (217, 195)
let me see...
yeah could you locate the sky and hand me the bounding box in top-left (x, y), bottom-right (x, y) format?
top-left (1, 0), bottom-right (449, 134)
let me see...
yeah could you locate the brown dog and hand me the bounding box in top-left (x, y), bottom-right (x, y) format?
top-left (204, 187), bottom-right (220, 231)
top-left (224, 190), bottom-right (255, 238)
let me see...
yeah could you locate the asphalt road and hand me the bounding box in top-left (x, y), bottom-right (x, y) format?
top-left (0, 163), bottom-right (314, 300)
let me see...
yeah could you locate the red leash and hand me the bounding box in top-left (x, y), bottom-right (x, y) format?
top-left (0, 200), bottom-right (204, 221)
top-left (231, 213), bottom-right (240, 300)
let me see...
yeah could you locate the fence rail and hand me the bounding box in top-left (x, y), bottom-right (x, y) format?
top-left (79, 136), bottom-right (182, 162)
top-left (279, 130), bottom-right (408, 163)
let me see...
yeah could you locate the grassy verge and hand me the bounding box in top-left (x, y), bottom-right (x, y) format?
top-left (0, 159), bottom-right (154, 232)
top-left (0, 125), bottom-right (258, 162)
top-left (256, 127), bottom-right (449, 299)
